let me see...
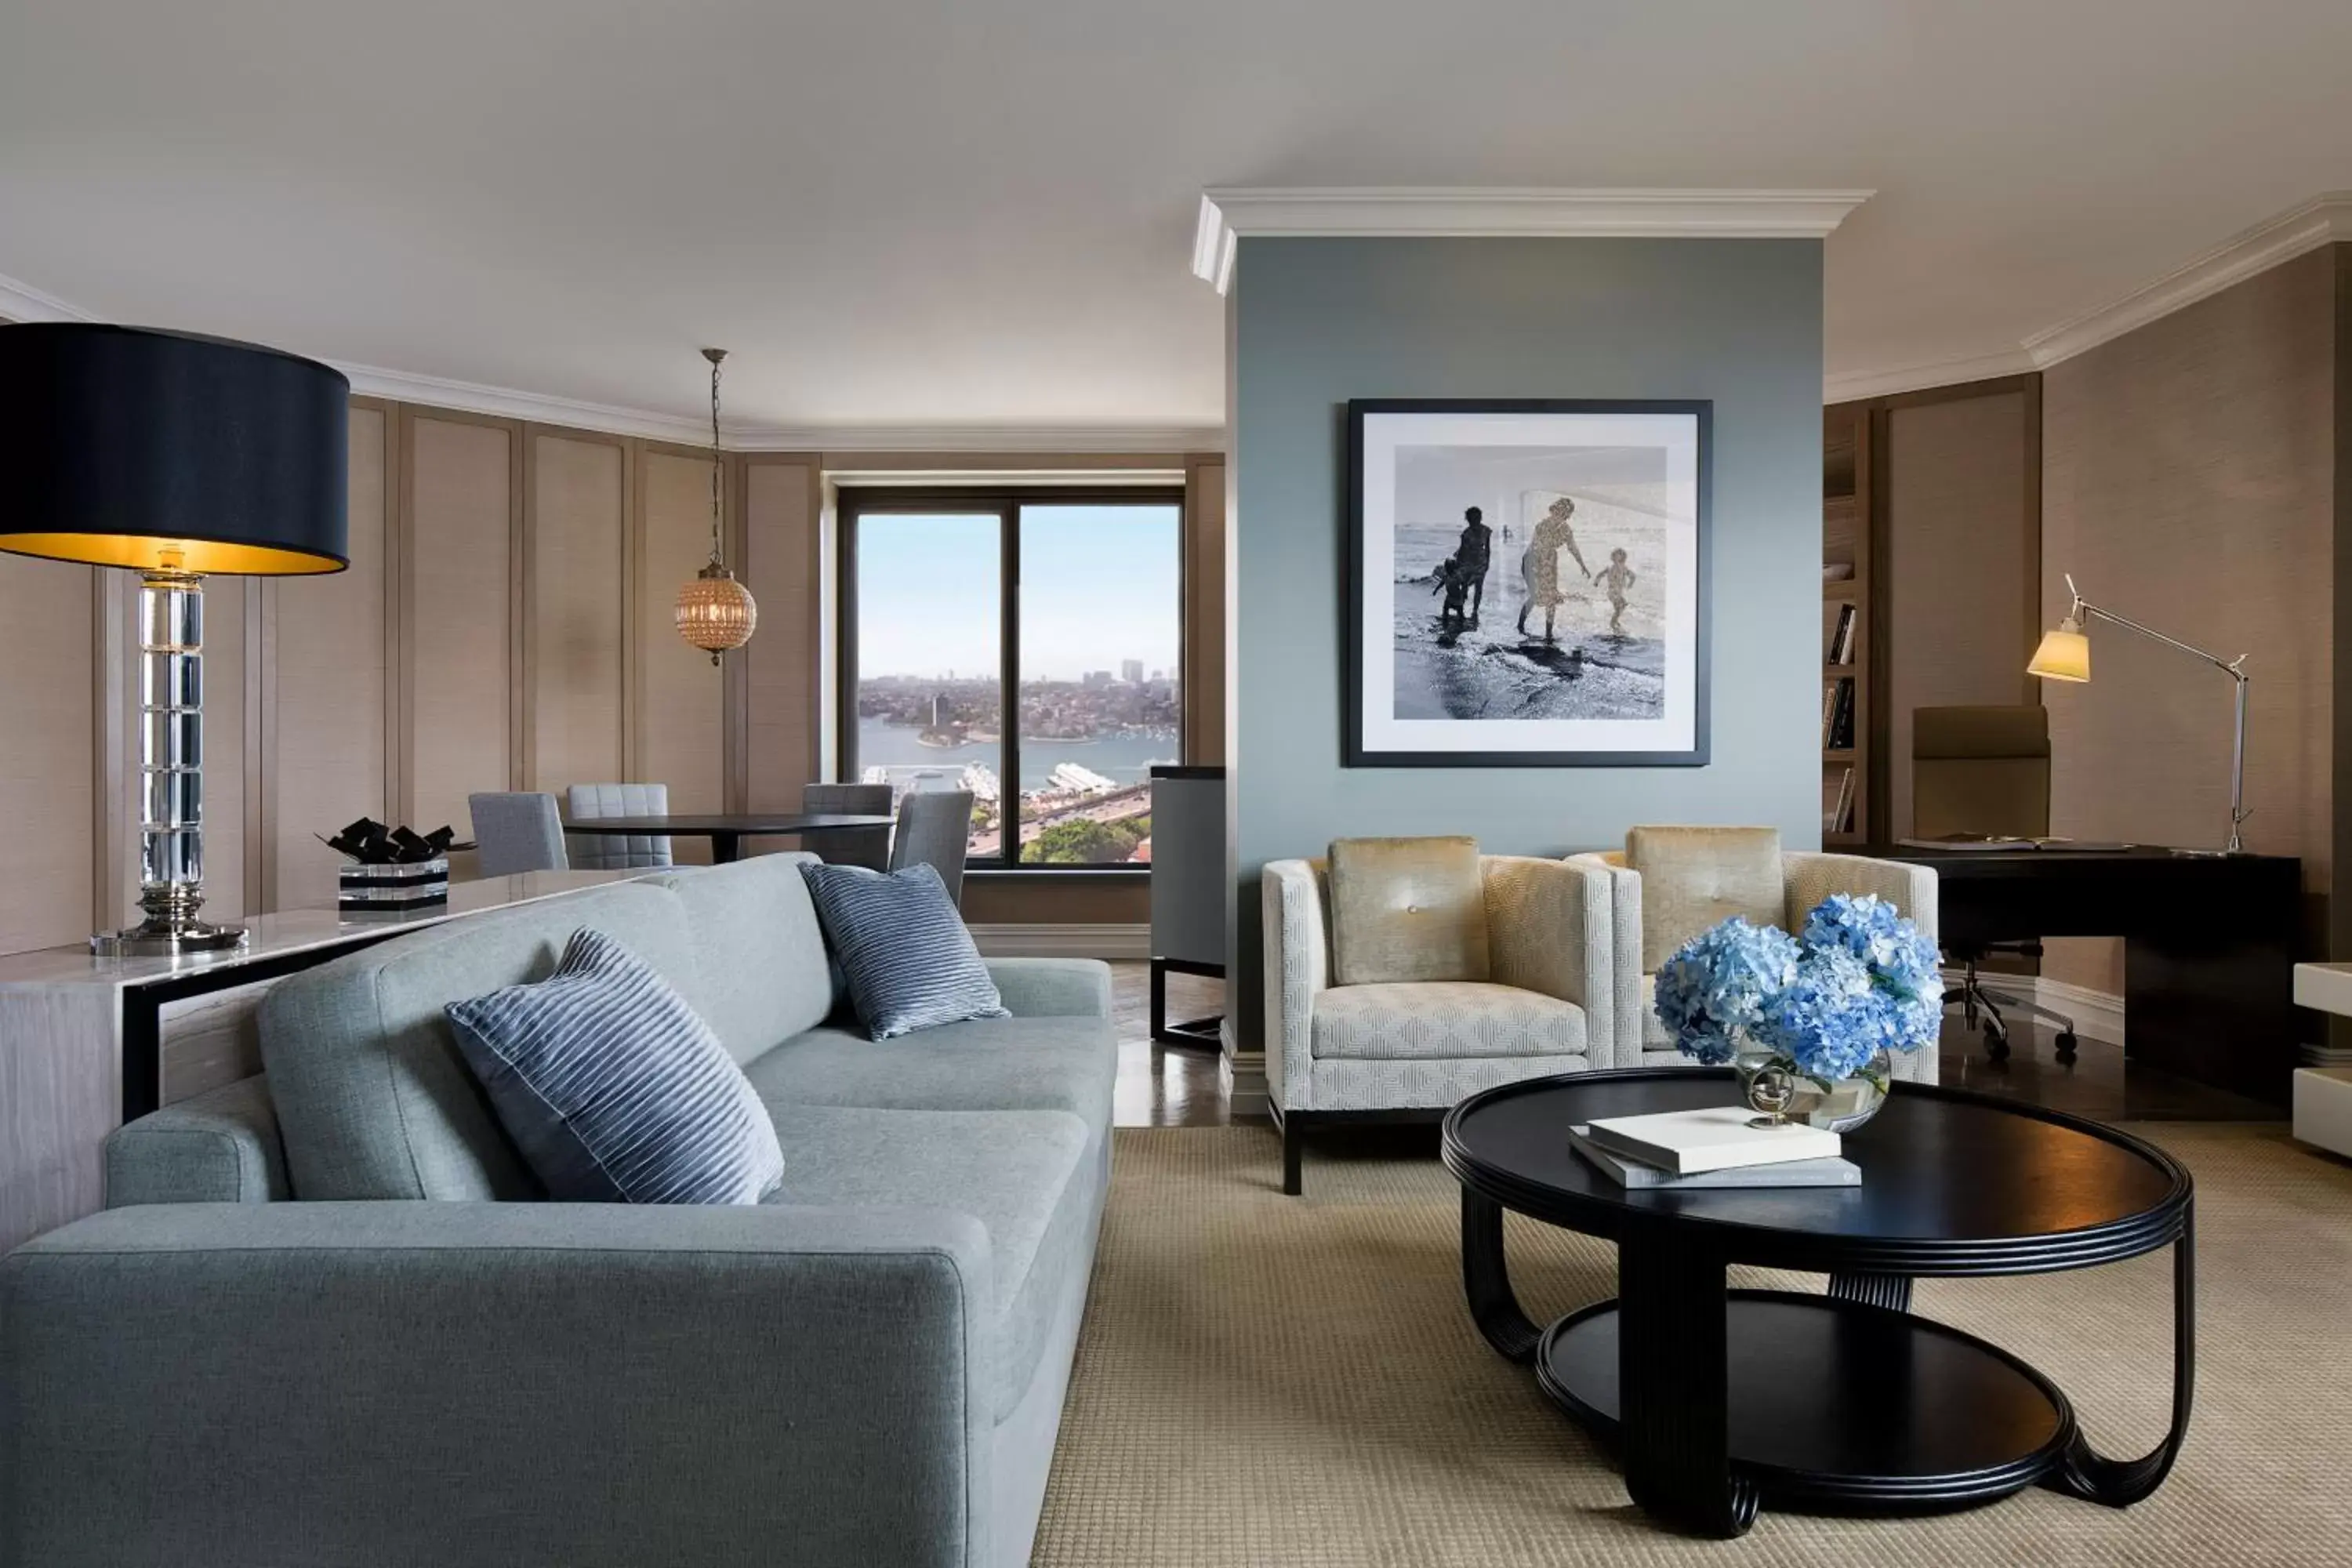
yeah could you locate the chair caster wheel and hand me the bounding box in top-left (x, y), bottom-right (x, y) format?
top-left (1985, 1031), bottom-right (2010, 1062)
top-left (2055, 1031), bottom-right (2078, 1063)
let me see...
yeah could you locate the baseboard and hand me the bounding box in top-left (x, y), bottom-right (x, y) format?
top-left (1221, 1030), bottom-right (1270, 1118)
top-left (969, 923), bottom-right (1150, 960)
top-left (1943, 967), bottom-right (2125, 1045)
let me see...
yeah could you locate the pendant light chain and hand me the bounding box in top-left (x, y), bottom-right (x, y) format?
top-left (706, 347), bottom-right (727, 565)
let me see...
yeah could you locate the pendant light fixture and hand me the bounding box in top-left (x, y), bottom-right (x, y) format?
top-left (673, 347), bottom-right (757, 664)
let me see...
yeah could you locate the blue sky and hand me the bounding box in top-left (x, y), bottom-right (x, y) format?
top-left (856, 505), bottom-right (1180, 681)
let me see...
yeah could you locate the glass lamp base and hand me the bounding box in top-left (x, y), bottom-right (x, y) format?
top-left (91, 919), bottom-right (249, 957)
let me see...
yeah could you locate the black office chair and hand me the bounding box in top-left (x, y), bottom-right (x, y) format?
top-left (1912, 706), bottom-right (2079, 1063)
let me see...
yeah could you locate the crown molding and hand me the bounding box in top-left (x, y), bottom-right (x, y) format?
top-left (0, 270), bottom-right (94, 323)
top-left (1823, 345), bottom-right (2038, 404)
top-left (1191, 187), bottom-right (1874, 291)
top-left (2020, 190), bottom-right (2352, 369)
top-left (1, 274), bottom-right (1221, 452)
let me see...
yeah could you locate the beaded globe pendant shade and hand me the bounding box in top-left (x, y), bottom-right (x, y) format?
top-left (675, 347), bottom-right (757, 664)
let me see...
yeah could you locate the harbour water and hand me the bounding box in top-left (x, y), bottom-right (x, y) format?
top-left (854, 715), bottom-right (1178, 793)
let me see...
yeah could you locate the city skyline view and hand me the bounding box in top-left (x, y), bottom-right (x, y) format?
top-left (854, 505), bottom-right (1181, 682)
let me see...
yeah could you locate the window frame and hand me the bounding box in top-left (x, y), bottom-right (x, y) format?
top-left (836, 484), bottom-right (1189, 873)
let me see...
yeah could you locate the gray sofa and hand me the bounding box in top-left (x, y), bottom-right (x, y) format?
top-left (0, 853), bottom-right (1115, 1568)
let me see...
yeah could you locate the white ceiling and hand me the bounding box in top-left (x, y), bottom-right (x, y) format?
top-left (3, 1), bottom-right (2350, 436)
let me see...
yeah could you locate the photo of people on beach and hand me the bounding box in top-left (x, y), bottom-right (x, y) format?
top-left (1348, 403), bottom-right (1708, 767)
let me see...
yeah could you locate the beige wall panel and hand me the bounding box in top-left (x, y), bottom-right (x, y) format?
top-left (408, 416), bottom-right (515, 840)
top-left (1185, 459), bottom-right (1227, 765)
top-left (637, 449), bottom-right (724, 861)
top-left (2042, 248), bottom-right (2336, 989)
top-left (531, 434), bottom-right (626, 797)
top-left (0, 554), bottom-right (95, 955)
top-left (1884, 392), bottom-right (2031, 840)
top-left (963, 876), bottom-right (1146, 926)
top-left (272, 405), bottom-right (390, 910)
top-left (743, 459), bottom-right (819, 810)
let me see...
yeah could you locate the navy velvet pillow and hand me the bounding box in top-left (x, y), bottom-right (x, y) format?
top-left (445, 927), bottom-right (783, 1203)
top-left (799, 861), bottom-right (1010, 1040)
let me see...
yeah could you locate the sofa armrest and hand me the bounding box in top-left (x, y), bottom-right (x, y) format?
top-left (103, 1073), bottom-right (289, 1207)
top-left (1482, 856), bottom-right (1615, 1060)
top-left (1261, 859), bottom-right (1330, 1113)
top-left (1, 1201), bottom-right (995, 1568)
top-left (1565, 851), bottom-right (1644, 1066)
top-left (1782, 851), bottom-right (1942, 1084)
top-left (985, 956), bottom-right (1112, 1019)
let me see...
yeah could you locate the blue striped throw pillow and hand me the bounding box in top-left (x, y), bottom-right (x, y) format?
top-left (800, 861), bottom-right (1010, 1040)
top-left (445, 927), bottom-right (784, 1203)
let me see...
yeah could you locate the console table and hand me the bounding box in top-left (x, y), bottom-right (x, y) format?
top-left (0, 869), bottom-right (649, 1254)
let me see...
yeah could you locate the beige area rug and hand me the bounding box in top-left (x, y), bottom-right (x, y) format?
top-left (1033, 1123), bottom-right (2352, 1567)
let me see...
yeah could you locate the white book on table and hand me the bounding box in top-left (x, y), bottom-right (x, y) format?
top-left (1569, 1127), bottom-right (1859, 1189)
top-left (1583, 1106), bottom-right (1841, 1175)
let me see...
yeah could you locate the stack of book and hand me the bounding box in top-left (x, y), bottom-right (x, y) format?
top-left (1571, 1107), bottom-right (1860, 1189)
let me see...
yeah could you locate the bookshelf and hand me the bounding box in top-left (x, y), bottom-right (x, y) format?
top-left (1820, 404), bottom-right (1871, 847)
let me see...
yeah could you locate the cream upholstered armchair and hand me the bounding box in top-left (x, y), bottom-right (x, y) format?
top-left (1567, 825), bottom-right (1940, 1083)
top-left (1261, 840), bottom-right (1618, 1196)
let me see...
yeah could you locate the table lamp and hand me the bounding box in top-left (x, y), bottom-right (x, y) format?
top-left (0, 323), bottom-right (349, 953)
top-left (2028, 572), bottom-right (2249, 855)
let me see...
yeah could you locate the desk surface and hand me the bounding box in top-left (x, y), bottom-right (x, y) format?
top-left (1871, 844), bottom-right (2296, 869)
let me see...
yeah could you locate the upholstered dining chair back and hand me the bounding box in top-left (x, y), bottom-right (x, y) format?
top-left (467, 792), bottom-right (568, 877)
top-left (801, 782), bottom-right (891, 870)
top-left (1911, 705), bottom-right (2051, 840)
top-left (888, 790), bottom-right (975, 906)
top-left (565, 782), bottom-right (673, 869)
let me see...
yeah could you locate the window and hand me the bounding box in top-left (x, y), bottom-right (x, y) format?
top-left (840, 488), bottom-right (1184, 869)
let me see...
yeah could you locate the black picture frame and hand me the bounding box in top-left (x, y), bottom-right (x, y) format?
top-left (1344, 397), bottom-right (1712, 768)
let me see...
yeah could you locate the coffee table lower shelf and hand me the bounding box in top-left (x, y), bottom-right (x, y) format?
top-left (1538, 1290), bottom-right (2074, 1513)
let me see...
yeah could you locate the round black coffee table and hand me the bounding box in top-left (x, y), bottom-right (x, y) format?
top-left (1442, 1069), bottom-right (2194, 1539)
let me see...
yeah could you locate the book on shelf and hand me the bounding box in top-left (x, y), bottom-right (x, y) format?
top-left (1824, 602), bottom-right (1857, 665)
top-left (1821, 677), bottom-right (1855, 750)
top-left (1570, 1126), bottom-right (1860, 1188)
top-left (1582, 1106), bottom-right (1842, 1175)
top-left (1822, 765), bottom-right (1857, 834)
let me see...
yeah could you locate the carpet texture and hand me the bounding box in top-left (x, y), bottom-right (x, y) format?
top-left (1033, 1123), bottom-right (2352, 1566)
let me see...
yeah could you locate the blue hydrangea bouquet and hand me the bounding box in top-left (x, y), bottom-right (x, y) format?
top-left (1653, 894), bottom-right (1944, 1131)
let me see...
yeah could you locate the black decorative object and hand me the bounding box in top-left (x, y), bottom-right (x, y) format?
top-left (0, 323), bottom-right (349, 954)
top-left (325, 818), bottom-right (456, 914)
top-left (1346, 400), bottom-right (1710, 768)
top-left (1446, 1069), bottom-right (2194, 1538)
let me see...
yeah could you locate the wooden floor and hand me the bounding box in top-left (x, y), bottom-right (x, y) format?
top-left (1102, 962), bottom-right (2281, 1130)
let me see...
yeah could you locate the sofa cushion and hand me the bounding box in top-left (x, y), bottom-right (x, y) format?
top-left (800, 862), bottom-right (1009, 1040)
top-left (259, 880), bottom-right (702, 1201)
top-left (1625, 825), bottom-right (1784, 971)
top-left (655, 854), bottom-right (837, 1062)
top-left (1327, 836), bottom-right (1490, 985)
top-left (743, 1015), bottom-right (1117, 1134)
top-left (764, 1104), bottom-right (1092, 1420)
top-left (447, 928), bottom-right (784, 1205)
top-left (1309, 982), bottom-right (1586, 1060)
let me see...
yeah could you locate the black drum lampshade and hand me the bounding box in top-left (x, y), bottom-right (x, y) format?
top-left (0, 322), bottom-right (350, 575)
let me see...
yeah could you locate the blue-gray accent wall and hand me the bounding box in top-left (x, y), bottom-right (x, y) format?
top-left (1228, 235), bottom-right (1824, 1054)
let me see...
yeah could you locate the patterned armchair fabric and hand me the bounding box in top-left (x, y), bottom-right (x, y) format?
top-left (1260, 854), bottom-right (1617, 1116)
top-left (1566, 843), bottom-right (1941, 1085)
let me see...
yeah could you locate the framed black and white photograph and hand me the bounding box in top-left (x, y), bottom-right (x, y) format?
top-left (1345, 399), bottom-right (1711, 767)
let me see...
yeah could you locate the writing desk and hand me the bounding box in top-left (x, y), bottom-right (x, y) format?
top-left (1873, 846), bottom-right (2307, 1105)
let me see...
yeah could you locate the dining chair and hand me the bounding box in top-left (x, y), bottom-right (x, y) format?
top-left (888, 789), bottom-right (975, 906)
top-left (467, 792), bottom-right (568, 877)
top-left (564, 782), bottom-right (673, 869)
top-left (801, 782), bottom-right (891, 870)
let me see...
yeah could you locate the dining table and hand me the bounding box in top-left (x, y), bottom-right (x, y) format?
top-left (557, 812), bottom-right (895, 864)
